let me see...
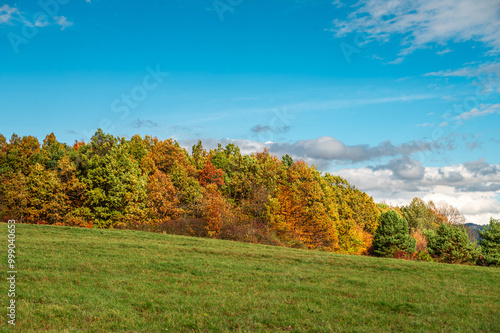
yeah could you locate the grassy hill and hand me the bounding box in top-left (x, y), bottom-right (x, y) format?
top-left (1, 223), bottom-right (499, 332)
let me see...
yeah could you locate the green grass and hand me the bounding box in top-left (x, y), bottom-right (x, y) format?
top-left (1, 223), bottom-right (499, 332)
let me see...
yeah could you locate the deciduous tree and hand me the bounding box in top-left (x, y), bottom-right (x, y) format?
top-left (146, 170), bottom-right (182, 223)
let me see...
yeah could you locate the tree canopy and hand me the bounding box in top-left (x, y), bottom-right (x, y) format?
top-left (0, 130), bottom-right (488, 265)
top-left (0, 130), bottom-right (382, 254)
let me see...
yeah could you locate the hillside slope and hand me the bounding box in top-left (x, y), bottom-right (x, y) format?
top-left (1, 223), bottom-right (499, 332)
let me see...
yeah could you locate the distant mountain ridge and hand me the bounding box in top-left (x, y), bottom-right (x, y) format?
top-left (465, 223), bottom-right (484, 242)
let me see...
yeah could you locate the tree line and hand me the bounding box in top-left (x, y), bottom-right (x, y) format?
top-left (0, 130), bottom-right (498, 266)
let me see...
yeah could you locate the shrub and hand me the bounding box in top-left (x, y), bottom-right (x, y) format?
top-left (414, 250), bottom-right (433, 262)
top-left (372, 210), bottom-right (416, 257)
top-left (393, 250), bottom-right (411, 260)
top-left (425, 223), bottom-right (479, 264)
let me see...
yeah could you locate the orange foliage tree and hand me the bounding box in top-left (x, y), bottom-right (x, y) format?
top-left (146, 170), bottom-right (182, 224)
top-left (266, 161), bottom-right (340, 251)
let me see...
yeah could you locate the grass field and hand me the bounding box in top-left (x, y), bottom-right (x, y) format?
top-left (1, 223), bottom-right (499, 332)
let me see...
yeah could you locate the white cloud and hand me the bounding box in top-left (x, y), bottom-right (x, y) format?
top-left (416, 122), bottom-right (433, 127)
top-left (33, 15), bottom-right (50, 28)
top-left (425, 62), bottom-right (500, 77)
top-left (437, 48), bottom-right (452, 56)
top-left (332, 0), bottom-right (343, 8)
top-left (387, 57), bottom-right (404, 65)
top-left (455, 103), bottom-right (500, 120)
top-left (0, 5), bottom-right (74, 31)
top-left (332, 0), bottom-right (500, 58)
top-left (395, 76), bottom-right (413, 82)
top-left (426, 64), bottom-right (500, 103)
top-left (0, 4), bottom-right (20, 24)
top-left (54, 16), bottom-right (73, 30)
top-left (179, 136), bottom-right (446, 171)
top-left (387, 156), bottom-right (425, 180)
top-left (337, 160), bottom-right (500, 225)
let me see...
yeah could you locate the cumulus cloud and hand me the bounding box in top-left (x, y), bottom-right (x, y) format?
top-left (267, 137), bottom-right (444, 167)
top-left (332, 0), bottom-right (500, 58)
top-left (440, 170), bottom-right (465, 183)
top-left (374, 156), bottom-right (425, 180)
top-left (463, 158), bottom-right (500, 176)
top-left (337, 159), bottom-right (500, 224)
top-left (178, 135), bottom-right (447, 171)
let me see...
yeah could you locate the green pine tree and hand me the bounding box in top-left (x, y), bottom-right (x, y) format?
top-left (84, 144), bottom-right (147, 228)
top-left (478, 218), bottom-right (500, 267)
top-left (372, 210), bottom-right (416, 257)
top-left (426, 223), bottom-right (479, 264)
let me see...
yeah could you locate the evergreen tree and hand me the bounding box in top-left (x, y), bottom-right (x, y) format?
top-left (426, 223), bottom-right (479, 264)
top-left (372, 210), bottom-right (416, 257)
top-left (84, 144), bottom-right (147, 228)
top-left (478, 218), bottom-right (500, 267)
top-left (281, 154), bottom-right (293, 168)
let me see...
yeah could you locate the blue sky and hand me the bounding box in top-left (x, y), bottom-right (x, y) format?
top-left (1, 0), bottom-right (499, 224)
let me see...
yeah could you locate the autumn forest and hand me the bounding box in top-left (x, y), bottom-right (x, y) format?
top-left (1, 130), bottom-right (499, 266)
